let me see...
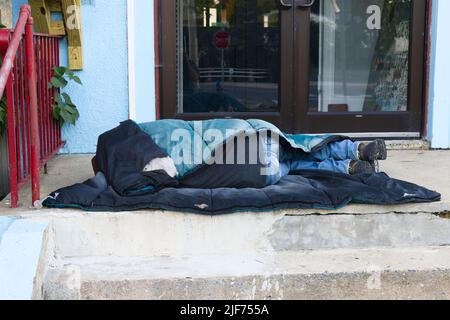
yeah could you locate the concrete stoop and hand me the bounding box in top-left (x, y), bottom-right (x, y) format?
top-left (1, 150), bottom-right (449, 299)
top-left (43, 247), bottom-right (450, 300)
top-left (19, 209), bottom-right (450, 300)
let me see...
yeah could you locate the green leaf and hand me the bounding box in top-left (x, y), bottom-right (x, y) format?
top-left (59, 104), bottom-right (79, 125)
top-left (47, 66), bottom-right (83, 126)
top-left (0, 110), bottom-right (5, 125)
top-left (72, 76), bottom-right (82, 85)
top-left (51, 76), bottom-right (68, 88)
top-left (65, 105), bottom-right (76, 115)
top-left (61, 93), bottom-right (74, 106)
top-left (51, 105), bottom-right (60, 120)
top-left (65, 69), bottom-right (75, 77)
top-left (54, 93), bottom-right (63, 105)
top-left (53, 66), bottom-right (67, 76)
top-left (66, 107), bottom-right (79, 121)
top-left (59, 108), bottom-right (76, 125)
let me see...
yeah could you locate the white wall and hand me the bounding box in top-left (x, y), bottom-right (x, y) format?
top-left (128, 0), bottom-right (156, 123)
top-left (428, 0), bottom-right (450, 149)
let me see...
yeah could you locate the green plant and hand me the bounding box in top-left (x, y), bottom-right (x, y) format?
top-left (49, 66), bottom-right (82, 125)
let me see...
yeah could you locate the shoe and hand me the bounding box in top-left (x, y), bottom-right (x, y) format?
top-left (349, 160), bottom-right (376, 175)
top-left (359, 139), bottom-right (387, 161)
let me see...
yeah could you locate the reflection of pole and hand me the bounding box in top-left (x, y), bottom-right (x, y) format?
top-left (187, 0), bottom-right (199, 68)
top-left (221, 48), bottom-right (225, 84)
top-left (330, 0), bottom-right (341, 13)
top-left (341, 5), bottom-right (348, 98)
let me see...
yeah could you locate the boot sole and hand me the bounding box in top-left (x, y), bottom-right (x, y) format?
top-left (375, 139), bottom-right (387, 160)
top-left (362, 139), bottom-right (387, 161)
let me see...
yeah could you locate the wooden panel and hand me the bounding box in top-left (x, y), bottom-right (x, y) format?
top-left (48, 0), bottom-right (65, 36)
top-left (29, 0), bottom-right (65, 35)
top-left (61, 0), bottom-right (83, 70)
top-left (45, 0), bottom-right (66, 36)
top-left (0, 0), bottom-right (13, 28)
top-left (29, 0), bottom-right (51, 34)
top-left (29, 0), bottom-right (83, 70)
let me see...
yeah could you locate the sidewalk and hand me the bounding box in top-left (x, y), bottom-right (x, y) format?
top-left (1, 150), bottom-right (449, 215)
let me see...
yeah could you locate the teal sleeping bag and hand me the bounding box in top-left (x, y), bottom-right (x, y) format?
top-left (139, 119), bottom-right (345, 179)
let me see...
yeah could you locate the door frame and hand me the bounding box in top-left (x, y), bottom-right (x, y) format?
top-left (156, 0), bottom-right (429, 136)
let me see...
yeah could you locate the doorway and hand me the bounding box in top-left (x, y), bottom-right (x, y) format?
top-left (158, 0), bottom-right (427, 135)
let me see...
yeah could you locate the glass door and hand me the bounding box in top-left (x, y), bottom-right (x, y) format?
top-left (293, 0), bottom-right (426, 134)
top-left (160, 0), bottom-right (296, 131)
top-left (159, 0), bottom-right (427, 135)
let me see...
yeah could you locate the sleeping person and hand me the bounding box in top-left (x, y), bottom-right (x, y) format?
top-left (165, 133), bottom-right (387, 189)
top-left (91, 120), bottom-right (387, 189)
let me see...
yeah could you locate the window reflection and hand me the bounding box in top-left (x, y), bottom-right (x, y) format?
top-left (309, 0), bottom-right (411, 113)
top-left (177, 0), bottom-right (281, 114)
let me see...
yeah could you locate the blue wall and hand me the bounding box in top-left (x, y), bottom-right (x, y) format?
top-left (428, 0), bottom-right (450, 149)
top-left (14, 0), bottom-right (131, 154)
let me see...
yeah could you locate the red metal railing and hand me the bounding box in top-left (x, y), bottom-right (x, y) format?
top-left (34, 35), bottom-right (63, 166)
top-left (0, 5), bottom-right (62, 208)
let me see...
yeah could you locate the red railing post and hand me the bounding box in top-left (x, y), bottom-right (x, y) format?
top-left (6, 74), bottom-right (18, 208)
top-left (0, 4), bottom-right (61, 208)
top-left (24, 12), bottom-right (40, 205)
top-left (0, 29), bottom-right (18, 208)
top-left (0, 5), bottom-right (30, 208)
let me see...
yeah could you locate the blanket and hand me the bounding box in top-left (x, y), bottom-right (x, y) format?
top-left (43, 120), bottom-right (441, 214)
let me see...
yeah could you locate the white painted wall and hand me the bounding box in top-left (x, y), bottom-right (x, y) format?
top-left (428, 0), bottom-right (450, 149)
top-left (128, 0), bottom-right (156, 123)
top-left (0, 219), bottom-right (49, 300)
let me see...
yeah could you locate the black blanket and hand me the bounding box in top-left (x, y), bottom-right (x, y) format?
top-left (43, 121), bottom-right (441, 215)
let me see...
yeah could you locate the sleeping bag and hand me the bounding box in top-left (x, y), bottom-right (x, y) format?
top-left (43, 119), bottom-right (441, 214)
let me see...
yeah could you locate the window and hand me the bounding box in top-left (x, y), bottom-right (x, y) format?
top-left (159, 0), bottom-right (427, 135)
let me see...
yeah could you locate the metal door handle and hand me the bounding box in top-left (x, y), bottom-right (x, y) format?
top-left (281, 0), bottom-right (317, 9)
top-left (296, 0), bottom-right (316, 8)
top-left (280, 0), bottom-right (294, 8)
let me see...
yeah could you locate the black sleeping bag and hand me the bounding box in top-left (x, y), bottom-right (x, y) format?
top-left (43, 120), bottom-right (441, 214)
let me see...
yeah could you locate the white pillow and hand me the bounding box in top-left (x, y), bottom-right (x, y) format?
top-left (143, 157), bottom-right (179, 178)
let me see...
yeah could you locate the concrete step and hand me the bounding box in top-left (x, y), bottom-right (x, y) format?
top-left (35, 210), bottom-right (450, 256)
top-left (28, 210), bottom-right (450, 300)
top-left (43, 246), bottom-right (450, 300)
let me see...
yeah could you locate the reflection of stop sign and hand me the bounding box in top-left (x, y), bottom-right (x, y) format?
top-left (215, 31), bottom-right (230, 49)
